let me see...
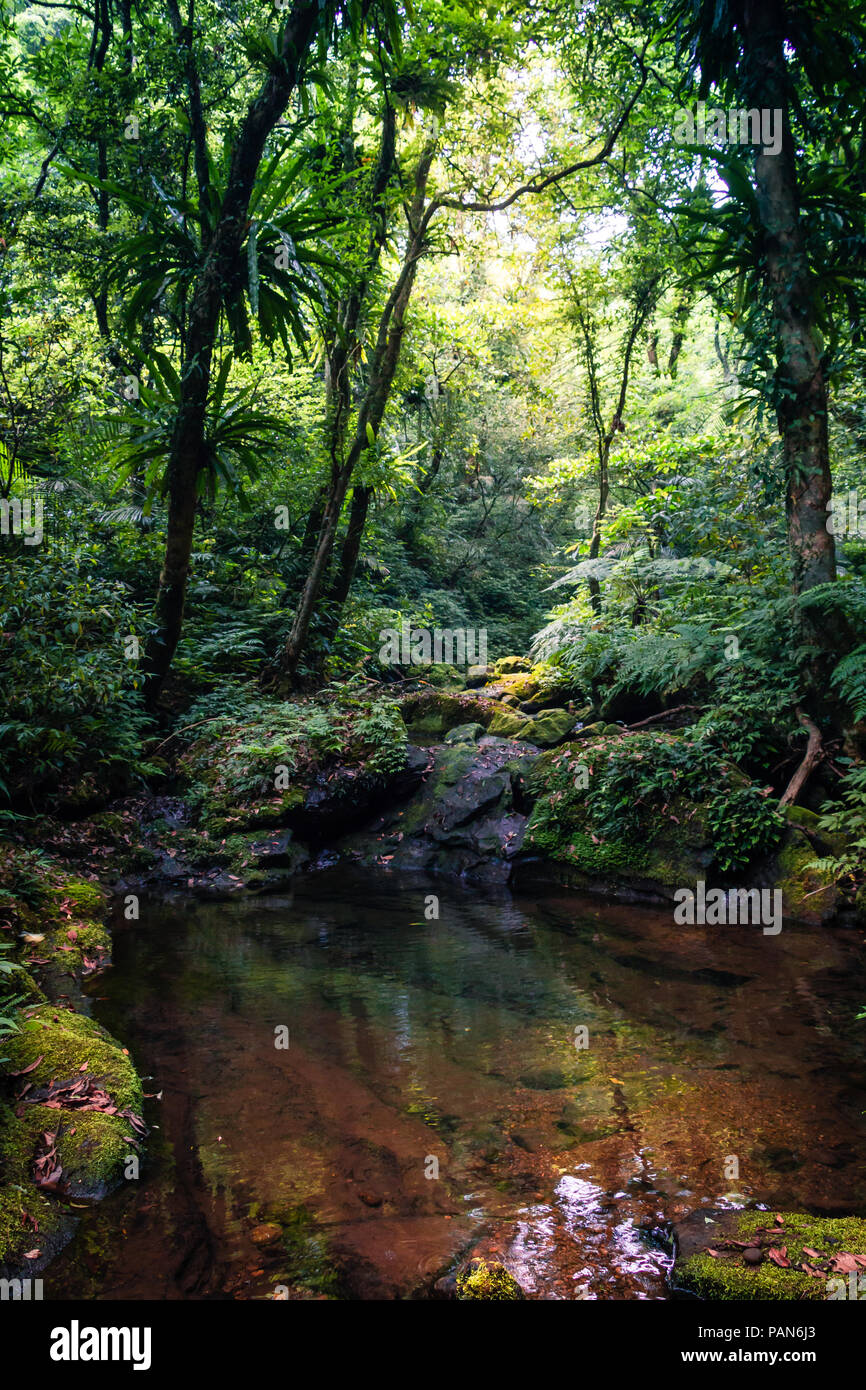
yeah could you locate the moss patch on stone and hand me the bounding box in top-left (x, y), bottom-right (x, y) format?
top-left (6, 1005), bottom-right (142, 1112)
top-left (675, 1210), bottom-right (866, 1300)
top-left (457, 1258), bottom-right (525, 1299)
top-left (774, 830), bottom-right (838, 924)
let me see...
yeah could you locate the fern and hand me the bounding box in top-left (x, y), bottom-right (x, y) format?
top-left (831, 646), bottom-right (866, 722)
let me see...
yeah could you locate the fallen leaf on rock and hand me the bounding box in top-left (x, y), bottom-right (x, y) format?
top-left (8, 1055), bottom-right (43, 1076)
top-left (23, 1250), bottom-right (41, 1259)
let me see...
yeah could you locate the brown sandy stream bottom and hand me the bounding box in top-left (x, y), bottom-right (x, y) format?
top-left (46, 868), bottom-right (866, 1301)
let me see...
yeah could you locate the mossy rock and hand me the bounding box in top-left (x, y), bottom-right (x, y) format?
top-left (5, 1005), bottom-right (142, 1112)
top-left (411, 663), bottom-right (466, 690)
top-left (444, 723), bottom-right (486, 745)
top-left (773, 828), bottom-right (838, 924)
top-left (487, 707), bottom-right (530, 739)
top-left (402, 690), bottom-right (493, 741)
top-left (674, 1208), bottom-right (866, 1300)
top-left (499, 672), bottom-right (540, 702)
top-left (465, 664), bottom-right (489, 687)
top-left (52, 878), bottom-right (106, 917)
top-left (522, 708), bottom-right (575, 748)
top-left (50, 1110), bottom-right (135, 1199)
top-left (783, 804), bottom-right (821, 831)
top-left (493, 656), bottom-right (531, 675)
top-left (522, 739), bottom-right (714, 888)
top-left (0, 1103), bottom-right (133, 1201)
top-left (457, 1258), bottom-right (525, 1300)
top-left (0, 1171), bottom-right (70, 1272)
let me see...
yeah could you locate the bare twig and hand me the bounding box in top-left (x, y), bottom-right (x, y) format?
top-left (625, 704), bottom-right (704, 730)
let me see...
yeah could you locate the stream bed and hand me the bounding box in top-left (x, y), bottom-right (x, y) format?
top-left (46, 868), bottom-right (866, 1300)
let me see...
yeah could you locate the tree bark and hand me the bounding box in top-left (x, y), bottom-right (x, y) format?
top-left (277, 140), bottom-right (435, 683)
top-left (143, 0), bottom-right (324, 707)
top-left (735, 0), bottom-right (839, 643)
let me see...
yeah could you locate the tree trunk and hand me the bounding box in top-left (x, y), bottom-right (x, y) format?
top-left (143, 0), bottom-right (324, 707)
top-left (316, 483), bottom-right (373, 653)
top-left (278, 141), bottom-right (436, 684)
top-left (736, 0), bottom-right (839, 646)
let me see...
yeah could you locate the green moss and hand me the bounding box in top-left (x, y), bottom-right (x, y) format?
top-left (488, 708), bottom-right (529, 738)
top-left (6, 1005), bottom-right (142, 1112)
top-left (775, 831), bottom-right (837, 922)
top-left (52, 1110), bottom-right (133, 1192)
top-left (677, 1212), bottom-right (866, 1301)
top-left (457, 1258), bottom-right (524, 1299)
top-left (783, 805), bottom-right (821, 831)
top-left (402, 690), bottom-right (492, 740)
top-left (54, 878), bottom-right (106, 916)
top-left (523, 708), bottom-right (575, 747)
top-left (0, 1179), bottom-right (65, 1266)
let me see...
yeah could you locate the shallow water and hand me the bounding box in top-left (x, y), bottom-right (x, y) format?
top-left (47, 868), bottom-right (866, 1300)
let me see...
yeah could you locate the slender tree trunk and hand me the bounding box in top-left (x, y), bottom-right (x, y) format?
top-left (143, 0), bottom-right (324, 707)
top-left (736, 0), bottom-right (839, 644)
top-left (300, 488), bottom-right (328, 562)
top-left (316, 483), bottom-right (373, 651)
top-left (278, 141), bottom-right (435, 684)
top-left (584, 290), bottom-right (657, 613)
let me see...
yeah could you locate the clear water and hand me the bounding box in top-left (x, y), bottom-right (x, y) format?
top-left (45, 868), bottom-right (866, 1300)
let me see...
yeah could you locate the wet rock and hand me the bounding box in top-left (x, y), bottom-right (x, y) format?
top-left (250, 1223), bottom-right (282, 1246)
top-left (444, 723), bottom-right (486, 745)
top-left (494, 656), bottom-right (531, 675)
top-left (336, 738), bottom-right (536, 880)
top-left (522, 708), bottom-right (575, 748)
top-left (457, 1257), bottom-right (526, 1299)
top-left (433, 1271), bottom-right (459, 1298)
top-left (520, 1067), bottom-right (569, 1091)
top-left (466, 665), bottom-right (489, 688)
top-left (509, 1128), bottom-right (547, 1153)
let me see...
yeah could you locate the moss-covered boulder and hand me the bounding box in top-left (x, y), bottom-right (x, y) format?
top-left (5, 1005), bottom-right (142, 1113)
top-left (0, 1005), bottom-right (145, 1272)
top-left (493, 656), bottom-right (531, 675)
top-left (444, 723), bottom-right (486, 745)
top-left (520, 733), bottom-right (785, 897)
top-left (401, 690), bottom-right (494, 742)
top-left (457, 1258), bottom-right (525, 1299)
top-left (181, 693), bottom-right (413, 835)
top-left (487, 707), bottom-right (530, 739)
top-left (522, 708), bottom-right (575, 748)
top-left (673, 1208), bottom-right (866, 1300)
